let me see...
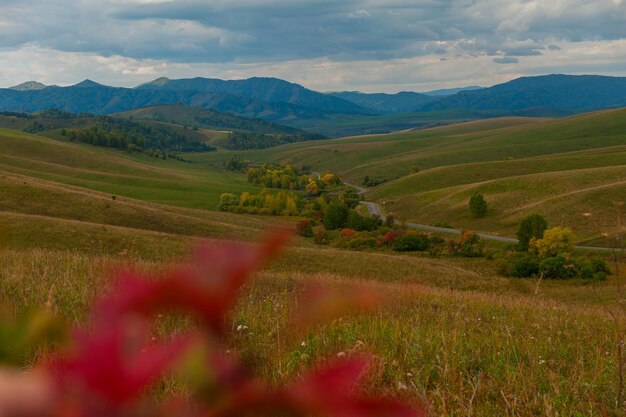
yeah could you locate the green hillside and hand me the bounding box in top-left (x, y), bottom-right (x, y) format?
top-left (0, 128), bottom-right (260, 209)
top-left (186, 108), bottom-right (626, 243)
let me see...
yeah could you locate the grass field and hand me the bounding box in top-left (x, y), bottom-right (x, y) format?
top-left (3, 114), bottom-right (626, 415)
top-left (2, 243), bottom-right (625, 415)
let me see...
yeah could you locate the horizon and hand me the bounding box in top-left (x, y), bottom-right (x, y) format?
top-left (1, 1), bottom-right (625, 93)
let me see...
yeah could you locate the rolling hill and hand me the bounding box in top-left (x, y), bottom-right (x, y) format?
top-left (186, 107), bottom-right (626, 243)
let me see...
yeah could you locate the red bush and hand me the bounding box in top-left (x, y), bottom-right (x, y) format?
top-left (0, 230), bottom-right (425, 417)
top-left (382, 230), bottom-right (405, 245)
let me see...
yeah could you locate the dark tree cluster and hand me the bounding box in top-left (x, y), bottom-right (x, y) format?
top-left (67, 117), bottom-right (216, 153)
top-left (224, 131), bottom-right (324, 150)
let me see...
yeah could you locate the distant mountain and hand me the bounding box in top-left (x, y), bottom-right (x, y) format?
top-left (328, 91), bottom-right (436, 113)
top-left (137, 76), bottom-right (373, 115)
top-left (421, 86), bottom-right (484, 97)
top-left (0, 77), bottom-right (374, 123)
top-left (9, 81), bottom-right (48, 91)
top-left (424, 75), bottom-right (626, 112)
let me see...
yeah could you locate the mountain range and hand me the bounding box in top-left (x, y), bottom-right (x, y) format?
top-left (1, 74), bottom-right (626, 133)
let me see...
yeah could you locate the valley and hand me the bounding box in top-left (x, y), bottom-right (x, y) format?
top-left (1, 98), bottom-right (626, 416)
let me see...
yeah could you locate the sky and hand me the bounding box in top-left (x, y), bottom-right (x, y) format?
top-left (1, 0), bottom-right (625, 93)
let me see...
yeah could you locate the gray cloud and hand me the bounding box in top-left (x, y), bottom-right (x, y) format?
top-left (0, 0), bottom-right (625, 91)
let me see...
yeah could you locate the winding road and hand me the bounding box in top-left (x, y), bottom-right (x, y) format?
top-left (346, 181), bottom-right (620, 252)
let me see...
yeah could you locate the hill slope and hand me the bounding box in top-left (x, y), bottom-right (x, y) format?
top-left (187, 108), bottom-right (626, 242)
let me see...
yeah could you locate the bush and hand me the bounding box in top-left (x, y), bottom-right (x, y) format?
top-left (296, 220), bottom-right (314, 237)
top-left (393, 233), bottom-right (431, 252)
top-left (469, 193), bottom-right (488, 218)
top-left (428, 236), bottom-right (446, 257)
top-left (313, 228), bottom-right (331, 245)
top-left (449, 232), bottom-right (485, 257)
top-left (345, 235), bottom-right (377, 250)
top-left (575, 257), bottom-right (611, 280)
top-left (516, 214), bottom-right (548, 251)
top-left (510, 255), bottom-right (540, 278)
top-left (539, 255), bottom-right (577, 280)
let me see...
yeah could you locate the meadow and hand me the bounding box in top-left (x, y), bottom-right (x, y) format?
top-left (2, 115), bottom-right (626, 415)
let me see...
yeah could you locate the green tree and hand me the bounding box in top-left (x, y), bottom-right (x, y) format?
top-left (516, 214), bottom-right (548, 251)
top-left (469, 192), bottom-right (488, 218)
top-left (323, 201), bottom-right (349, 230)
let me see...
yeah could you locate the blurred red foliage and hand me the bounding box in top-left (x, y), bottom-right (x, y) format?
top-left (0, 230), bottom-right (426, 417)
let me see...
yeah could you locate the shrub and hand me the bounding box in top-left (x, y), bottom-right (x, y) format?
top-left (539, 255), bottom-right (577, 279)
top-left (345, 234), bottom-right (377, 250)
top-left (296, 220), bottom-right (314, 237)
top-left (575, 257), bottom-right (611, 280)
top-left (428, 236), bottom-right (446, 257)
top-left (313, 227), bottom-right (331, 245)
top-left (393, 233), bottom-right (431, 252)
top-left (516, 214), bottom-right (548, 251)
top-left (533, 227), bottom-right (575, 258)
top-left (340, 228), bottom-right (358, 238)
top-left (382, 230), bottom-right (404, 246)
top-left (510, 255), bottom-right (540, 278)
top-left (0, 232), bottom-right (423, 417)
top-left (469, 193), bottom-right (488, 218)
top-left (449, 232), bottom-right (485, 257)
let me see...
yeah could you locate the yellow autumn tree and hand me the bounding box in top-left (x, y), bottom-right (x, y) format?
top-left (306, 180), bottom-right (319, 196)
top-left (321, 173), bottom-right (336, 185)
top-left (532, 226), bottom-right (575, 258)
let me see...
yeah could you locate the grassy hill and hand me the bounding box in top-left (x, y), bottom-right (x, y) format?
top-left (3, 121), bottom-right (626, 415)
top-left (187, 108), bottom-right (626, 243)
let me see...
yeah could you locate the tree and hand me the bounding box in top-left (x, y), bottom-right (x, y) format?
top-left (533, 226), bottom-right (575, 258)
top-left (323, 201), bottom-right (349, 230)
top-left (341, 189), bottom-right (361, 209)
top-left (469, 192), bottom-right (488, 218)
top-left (217, 193), bottom-right (239, 211)
top-left (305, 180), bottom-right (319, 196)
top-left (516, 214), bottom-right (548, 251)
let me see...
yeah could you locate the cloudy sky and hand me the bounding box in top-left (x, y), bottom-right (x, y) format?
top-left (1, 0), bottom-right (625, 92)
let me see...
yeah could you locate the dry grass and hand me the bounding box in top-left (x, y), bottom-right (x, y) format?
top-left (1, 247), bottom-right (623, 415)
